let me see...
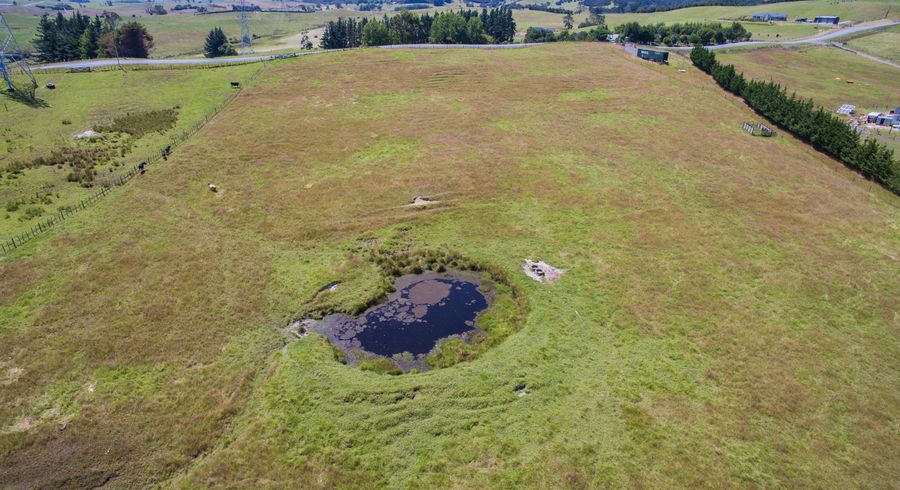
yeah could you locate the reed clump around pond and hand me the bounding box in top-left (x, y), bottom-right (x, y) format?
top-left (297, 246), bottom-right (529, 372)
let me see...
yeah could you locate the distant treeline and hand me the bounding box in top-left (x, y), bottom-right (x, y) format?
top-left (524, 25), bottom-right (612, 43)
top-left (320, 8), bottom-right (515, 48)
top-left (33, 12), bottom-right (154, 61)
top-left (616, 21), bottom-right (750, 45)
top-left (582, 0), bottom-right (802, 14)
top-left (691, 47), bottom-right (898, 194)
top-left (507, 3), bottom-right (573, 15)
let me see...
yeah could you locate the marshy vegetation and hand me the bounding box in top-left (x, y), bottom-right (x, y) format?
top-left (297, 245), bottom-right (527, 373)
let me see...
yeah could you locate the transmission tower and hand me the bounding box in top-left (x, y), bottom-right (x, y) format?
top-left (0, 12), bottom-right (37, 94)
top-left (238, 0), bottom-right (253, 54)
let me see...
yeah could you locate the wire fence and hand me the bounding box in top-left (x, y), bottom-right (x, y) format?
top-left (0, 64), bottom-right (265, 255)
top-left (33, 58), bottom-right (267, 75)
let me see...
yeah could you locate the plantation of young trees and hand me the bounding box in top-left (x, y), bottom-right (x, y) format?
top-left (616, 21), bottom-right (749, 46)
top-left (33, 12), bottom-right (153, 61)
top-left (691, 47), bottom-right (899, 194)
top-left (320, 8), bottom-right (516, 48)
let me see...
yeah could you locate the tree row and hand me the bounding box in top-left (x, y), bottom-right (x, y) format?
top-left (320, 8), bottom-right (516, 48)
top-left (691, 47), bottom-right (898, 194)
top-left (33, 12), bottom-right (154, 61)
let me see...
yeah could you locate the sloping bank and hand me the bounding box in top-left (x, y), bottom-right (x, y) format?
top-left (690, 46), bottom-right (899, 195)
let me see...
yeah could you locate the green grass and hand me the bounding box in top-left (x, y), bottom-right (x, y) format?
top-left (0, 64), bottom-right (260, 237)
top-left (716, 44), bottom-right (900, 152)
top-left (844, 24), bottom-right (900, 61)
top-left (509, 0), bottom-right (896, 40)
top-left (605, 0), bottom-right (898, 25)
top-left (1, 5), bottom-right (374, 58)
top-left (604, 0), bottom-right (898, 40)
top-left (1, 43), bottom-right (898, 488)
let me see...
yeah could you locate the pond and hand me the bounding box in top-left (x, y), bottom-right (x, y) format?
top-left (308, 271), bottom-right (492, 371)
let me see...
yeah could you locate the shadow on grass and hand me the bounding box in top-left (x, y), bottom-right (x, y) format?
top-left (2, 89), bottom-right (49, 108)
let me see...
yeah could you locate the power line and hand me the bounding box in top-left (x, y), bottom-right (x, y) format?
top-left (0, 12), bottom-right (37, 94)
top-left (238, 0), bottom-right (254, 54)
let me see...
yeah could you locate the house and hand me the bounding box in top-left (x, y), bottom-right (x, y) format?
top-left (813, 16), bottom-right (840, 24)
top-left (752, 13), bottom-right (788, 21)
top-left (636, 48), bottom-right (668, 63)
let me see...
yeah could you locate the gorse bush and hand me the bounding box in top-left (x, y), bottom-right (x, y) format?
top-left (691, 46), bottom-right (899, 194)
top-left (96, 108), bottom-right (178, 138)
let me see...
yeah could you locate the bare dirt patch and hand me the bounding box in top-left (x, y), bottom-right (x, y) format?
top-left (522, 259), bottom-right (565, 283)
top-left (2, 366), bottom-right (24, 386)
top-left (405, 196), bottom-right (439, 207)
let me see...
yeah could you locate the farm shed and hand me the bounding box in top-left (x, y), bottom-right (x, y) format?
top-left (636, 48), bottom-right (669, 63)
top-left (813, 16), bottom-right (840, 24)
top-left (752, 13), bottom-right (788, 21)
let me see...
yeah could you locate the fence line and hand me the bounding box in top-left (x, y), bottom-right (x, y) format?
top-left (0, 64), bottom-right (265, 255)
top-left (33, 59), bottom-right (266, 75)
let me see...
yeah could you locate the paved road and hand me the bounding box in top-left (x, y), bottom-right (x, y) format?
top-left (32, 44), bottom-right (538, 70)
top-left (30, 20), bottom-right (900, 69)
top-left (33, 51), bottom-right (320, 71)
top-left (670, 19), bottom-right (900, 51)
top-left (828, 42), bottom-right (900, 69)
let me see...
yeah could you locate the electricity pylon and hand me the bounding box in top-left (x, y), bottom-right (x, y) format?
top-left (238, 0), bottom-right (253, 54)
top-left (0, 12), bottom-right (37, 94)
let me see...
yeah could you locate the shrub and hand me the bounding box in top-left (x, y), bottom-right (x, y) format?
top-left (96, 109), bottom-right (177, 138)
top-left (21, 206), bottom-right (45, 220)
top-left (427, 338), bottom-right (477, 368)
top-left (358, 358), bottom-right (402, 375)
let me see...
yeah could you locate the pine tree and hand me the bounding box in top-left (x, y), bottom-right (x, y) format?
top-left (203, 26), bottom-right (230, 58)
top-left (78, 22), bottom-right (99, 59)
top-left (33, 14), bottom-right (59, 62)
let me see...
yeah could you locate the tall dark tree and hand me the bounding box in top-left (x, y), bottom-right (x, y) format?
top-left (78, 20), bottom-right (100, 59)
top-left (203, 26), bottom-right (234, 57)
top-left (116, 21), bottom-right (153, 58)
top-left (563, 11), bottom-right (574, 30)
top-left (33, 12), bottom-right (112, 61)
top-left (33, 14), bottom-right (59, 62)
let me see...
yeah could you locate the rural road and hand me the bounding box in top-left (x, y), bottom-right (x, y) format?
top-left (30, 19), bottom-right (900, 70)
top-left (672, 19), bottom-right (900, 50)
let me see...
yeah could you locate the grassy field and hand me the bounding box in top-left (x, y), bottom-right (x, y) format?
top-left (6, 0), bottom-right (896, 59)
top-left (605, 0), bottom-right (898, 25)
top-left (0, 64), bottom-right (260, 237)
top-left (0, 43), bottom-right (897, 488)
top-left (603, 0), bottom-right (898, 40)
top-left (844, 24), bottom-right (900, 61)
top-left (716, 45), bottom-right (900, 151)
top-left (0, 5), bottom-right (374, 58)
top-left (497, 0), bottom-right (897, 39)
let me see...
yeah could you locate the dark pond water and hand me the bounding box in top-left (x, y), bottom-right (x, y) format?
top-left (355, 276), bottom-right (488, 356)
top-left (308, 272), bottom-right (491, 368)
